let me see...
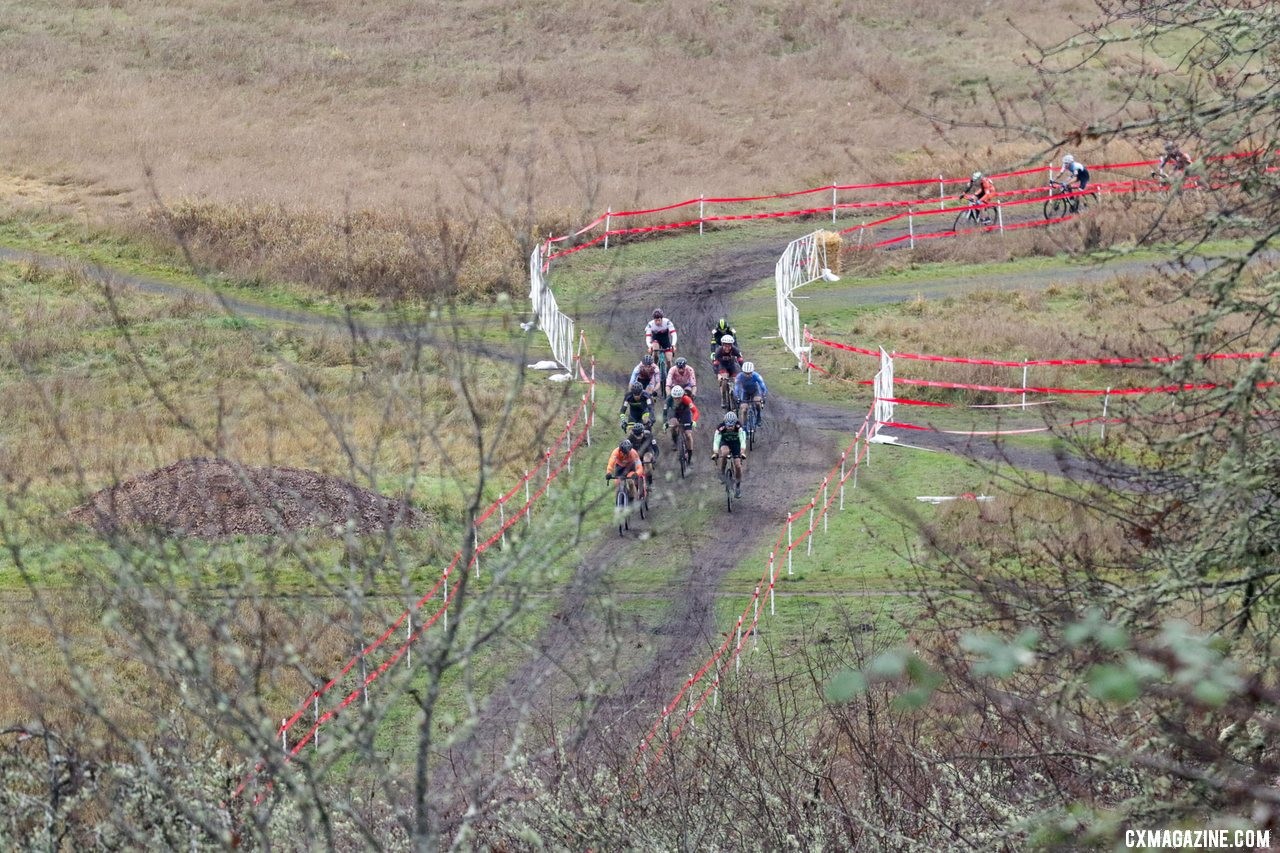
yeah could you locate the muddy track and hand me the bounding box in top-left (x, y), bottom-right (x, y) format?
top-left (451, 240), bottom-right (852, 771)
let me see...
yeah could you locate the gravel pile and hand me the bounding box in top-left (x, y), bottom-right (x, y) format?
top-left (69, 457), bottom-right (425, 537)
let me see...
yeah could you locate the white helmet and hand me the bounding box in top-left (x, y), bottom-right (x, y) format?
top-left (1062, 154), bottom-right (1075, 165)
top-left (671, 386), bottom-right (685, 398)
top-left (971, 171), bottom-right (982, 181)
top-left (721, 335), bottom-right (735, 345)
top-left (742, 361), bottom-right (755, 374)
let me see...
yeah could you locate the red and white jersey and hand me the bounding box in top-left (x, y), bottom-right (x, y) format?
top-left (645, 318), bottom-right (678, 350)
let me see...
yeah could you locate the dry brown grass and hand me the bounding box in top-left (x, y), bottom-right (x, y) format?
top-left (0, 1), bottom-right (1150, 232)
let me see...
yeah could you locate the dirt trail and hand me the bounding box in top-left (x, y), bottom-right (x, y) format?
top-left (450, 241), bottom-right (849, 768)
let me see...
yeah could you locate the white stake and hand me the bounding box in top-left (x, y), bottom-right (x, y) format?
top-left (699, 194), bottom-right (706, 235)
top-left (406, 618), bottom-right (412, 669)
top-left (769, 554), bottom-right (776, 616)
top-left (1101, 388), bottom-right (1112, 439)
top-left (313, 696), bottom-right (320, 752)
top-left (443, 574), bottom-right (449, 630)
top-left (473, 527), bottom-right (480, 578)
top-left (1022, 365), bottom-right (1029, 411)
top-left (281, 719), bottom-right (287, 754)
top-left (823, 481), bottom-right (829, 532)
top-left (908, 208), bottom-right (914, 249)
top-left (938, 174), bottom-right (945, 210)
top-left (787, 519), bottom-right (794, 575)
top-left (525, 474), bottom-right (531, 527)
top-left (604, 207), bottom-right (611, 250)
top-left (807, 505), bottom-right (815, 556)
top-left (832, 184), bottom-right (838, 223)
top-left (499, 503), bottom-right (507, 548)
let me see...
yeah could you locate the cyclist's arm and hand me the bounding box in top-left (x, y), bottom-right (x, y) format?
top-left (737, 428), bottom-right (748, 448)
top-left (689, 402), bottom-right (699, 425)
top-left (711, 430), bottom-right (721, 452)
top-left (628, 365), bottom-right (641, 385)
top-left (758, 376), bottom-right (769, 397)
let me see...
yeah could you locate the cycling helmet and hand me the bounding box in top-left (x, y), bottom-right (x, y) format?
top-left (671, 386), bottom-right (685, 398)
top-left (743, 361), bottom-right (755, 374)
top-left (642, 354), bottom-right (654, 366)
top-left (629, 382), bottom-right (643, 394)
top-left (724, 412), bottom-right (739, 426)
top-left (1062, 154), bottom-right (1075, 165)
top-left (652, 309), bottom-right (664, 319)
top-left (629, 422), bottom-right (646, 438)
top-left (720, 335), bottom-right (735, 345)
top-left (620, 439), bottom-right (633, 452)
top-left (971, 171), bottom-right (982, 181)
top-left (717, 318), bottom-right (729, 330)
top-left (675, 357), bottom-right (687, 368)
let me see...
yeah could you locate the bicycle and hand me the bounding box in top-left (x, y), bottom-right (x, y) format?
top-left (675, 422), bottom-right (694, 479)
top-left (652, 346), bottom-right (673, 397)
top-left (718, 373), bottom-right (738, 412)
top-left (952, 197), bottom-right (995, 231)
top-left (1043, 180), bottom-right (1097, 220)
top-left (715, 453), bottom-right (742, 512)
top-left (607, 472), bottom-right (645, 536)
top-left (743, 399), bottom-right (764, 452)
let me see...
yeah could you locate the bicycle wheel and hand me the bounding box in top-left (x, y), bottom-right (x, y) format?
top-left (1043, 196), bottom-right (1065, 220)
top-left (720, 377), bottom-right (731, 411)
top-left (678, 431), bottom-right (689, 479)
top-left (952, 208), bottom-right (974, 232)
top-left (745, 405), bottom-right (758, 452)
top-left (723, 469), bottom-right (734, 513)
top-left (656, 351), bottom-right (668, 396)
top-left (616, 486), bottom-right (628, 536)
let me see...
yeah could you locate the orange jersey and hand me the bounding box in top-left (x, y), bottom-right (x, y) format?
top-left (605, 447), bottom-right (645, 479)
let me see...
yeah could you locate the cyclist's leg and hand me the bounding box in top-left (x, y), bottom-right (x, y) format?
top-left (716, 444), bottom-right (729, 475)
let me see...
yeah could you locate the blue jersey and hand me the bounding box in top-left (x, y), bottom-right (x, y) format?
top-left (735, 372), bottom-right (768, 400)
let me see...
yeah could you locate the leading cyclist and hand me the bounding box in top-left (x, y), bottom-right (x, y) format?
top-left (645, 309), bottom-right (678, 358)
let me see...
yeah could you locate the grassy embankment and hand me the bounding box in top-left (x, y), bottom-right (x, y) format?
top-left (0, 248), bottom-right (624, 743)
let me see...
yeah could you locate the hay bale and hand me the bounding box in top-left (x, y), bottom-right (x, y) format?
top-left (816, 230), bottom-right (843, 275)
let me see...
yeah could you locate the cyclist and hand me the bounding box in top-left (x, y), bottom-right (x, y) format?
top-left (629, 354), bottom-right (661, 395)
top-left (1054, 154), bottom-right (1090, 193)
top-left (618, 382), bottom-right (654, 432)
top-left (627, 420), bottom-right (659, 487)
top-left (1154, 141), bottom-right (1191, 180)
top-left (604, 438), bottom-right (645, 501)
top-left (645, 309), bottom-right (678, 358)
top-left (666, 385), bottom-right (700, 454)
top-left (961, 171), bottom-right (997, 224)
top-left (734, 361), bottom-right (769, 425)
top-left (711, 412), bottom-right (747, 498)
top-left (667, 355), bottom-right (698, 400)
top-left (710, 317), bottom-right (737, 352)
top-left (710, 334), bottom-right (744, 409)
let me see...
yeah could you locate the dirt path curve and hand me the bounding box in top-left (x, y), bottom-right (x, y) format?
top-left (450, 241), bottom-right (852, 773)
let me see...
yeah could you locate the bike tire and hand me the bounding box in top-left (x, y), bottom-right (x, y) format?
top-left (616, 486), bottom-right (628, 536)
top-left (952, 209), bottom-right (971, 232)
top-left (1043, 196), bottom-right (1065, 220)
top-left (657, 351), bottom-right (668, 397)
top-left (725, 473), bottom-right (734, 513)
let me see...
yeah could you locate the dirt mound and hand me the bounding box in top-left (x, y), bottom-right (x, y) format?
top-left (69, 457), bottom-right (425, 537)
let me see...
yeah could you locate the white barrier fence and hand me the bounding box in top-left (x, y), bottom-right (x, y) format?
top-left (528, 245), bottom-right (577, 371)
top-left (776, 231), bottom-right (831, 367)
top-left (871, 347), bottom-right (894, 440)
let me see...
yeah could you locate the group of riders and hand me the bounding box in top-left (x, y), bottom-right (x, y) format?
top-left (606, 311), bottom-right (769, 504)
top-left (956, 142), bottom-right (1191, 218)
